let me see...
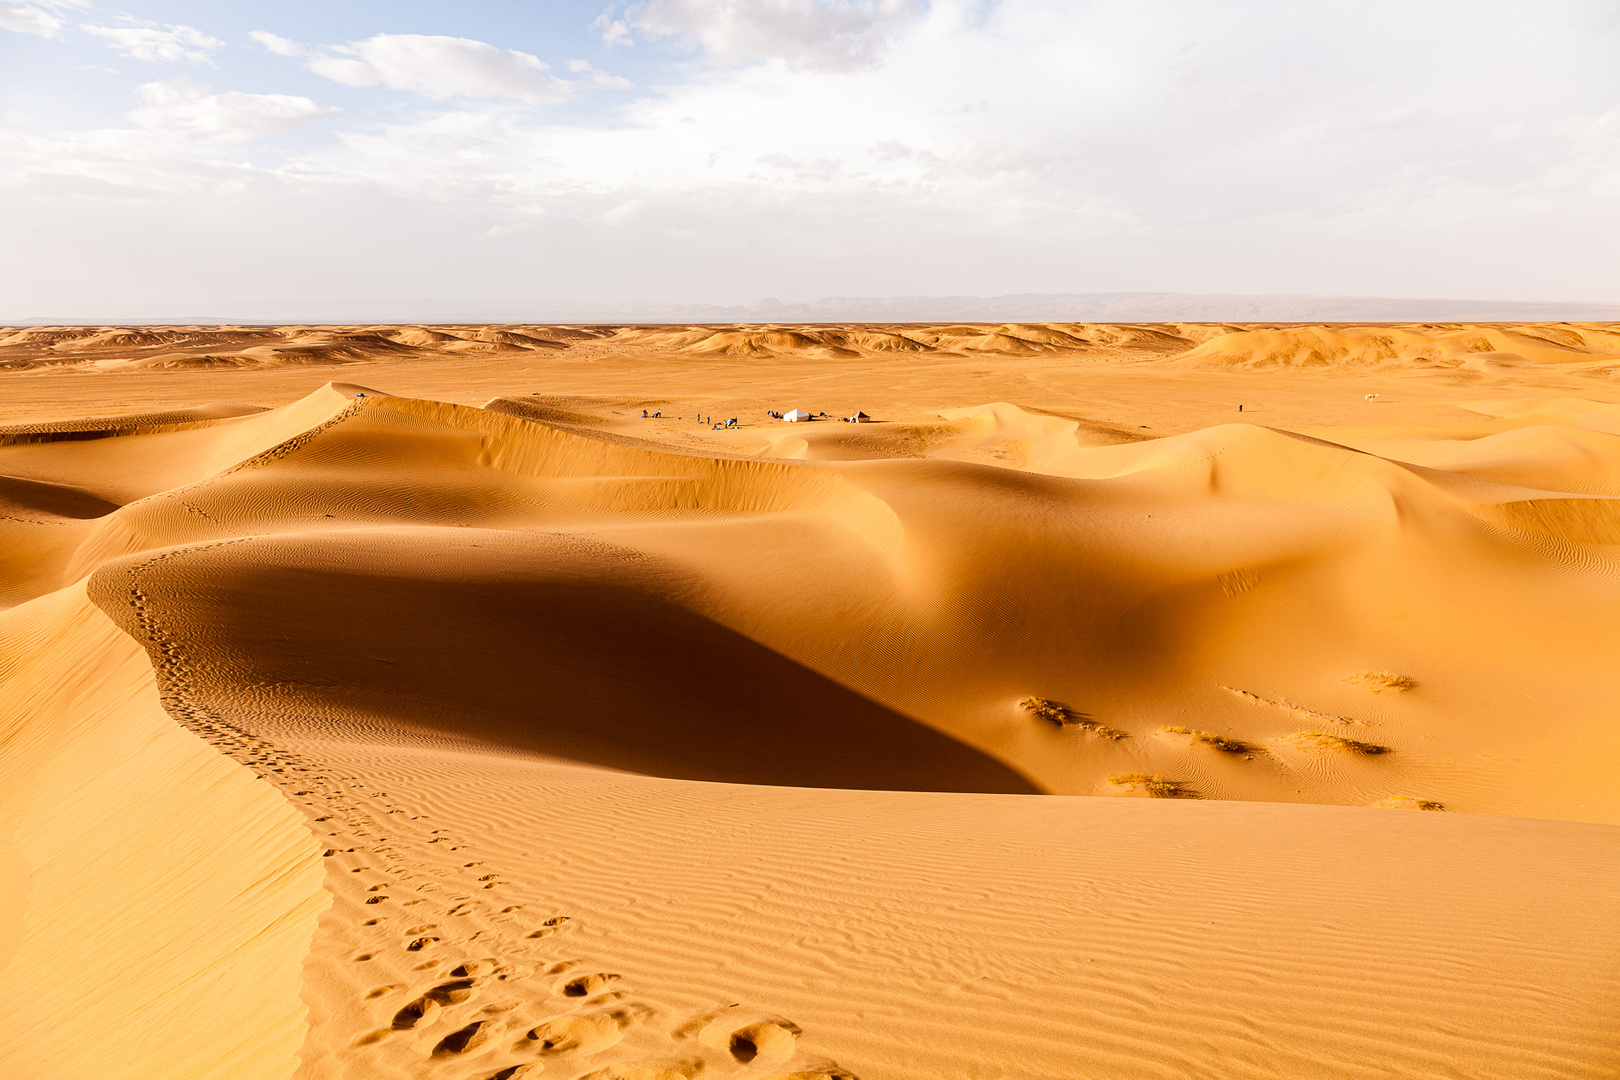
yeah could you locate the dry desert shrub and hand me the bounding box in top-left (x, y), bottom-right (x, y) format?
top-left (1345, 671), bottom-right (1417, 693)
top-left (1160, 725), bottom-right (1250, 753)
top-left (1021, 696), bottom-right (1079, 725)
top-left (1106, 772), bottom-right (1196, 798)
top-left (1021, 697), bottom-right (1128, 740)
top-left (1377, 795), bottom-right (1446, 811)
top-left (1290, 731), bottom-right (1391, 755)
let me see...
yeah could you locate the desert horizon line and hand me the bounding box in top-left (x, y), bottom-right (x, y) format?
top-left (9, 289), bottom-right (1620, 327)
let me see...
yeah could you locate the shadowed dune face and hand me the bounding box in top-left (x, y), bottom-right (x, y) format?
top-left (0, 473), bottom-right (119, 519)
top-left (86, 532), bottom-right (1038, 793)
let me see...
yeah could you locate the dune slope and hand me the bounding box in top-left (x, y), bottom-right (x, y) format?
top-left (0, 584), bottom-right (327, 1080)
top-left (1, 323), bottom-right (1618, 1079)
top-left (2, 385), bottom-right (1604, 819)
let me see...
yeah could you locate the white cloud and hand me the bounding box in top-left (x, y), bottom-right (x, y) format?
top-left (567, 58), bottom-right (634, 89)
top-left (620, 0), bottom-right (922, 69)
top-left (0, 0), bottom-right (84, 38)
top-left (249, 30), bottom-right (304, 58)
top-left (84, 21), bottom-right (223, 64)
top-left (5, 0), bottom-right (1620, 314)
top-left (308, 34), bottom-right (568, 102)
top-left (592, 13), bottom-right (635, 48)
top-left (0, 5), bottom-right (61, 37)
top-left (128, 79), bottom-right (337, 143)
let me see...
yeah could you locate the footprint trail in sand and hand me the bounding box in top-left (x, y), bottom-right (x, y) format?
top-left (98, 544), bottom-right (850, 1080)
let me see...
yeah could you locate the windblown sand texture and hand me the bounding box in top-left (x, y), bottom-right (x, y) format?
top-left (1, 321), bottom-right (1617, 1079)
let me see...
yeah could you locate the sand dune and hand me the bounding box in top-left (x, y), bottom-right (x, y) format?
top-left (1, 323), bottom-right (1617, 1079)
top-left (11, 319), bottom-right (1620, 378)
top-left (1175, 323), bottom-right (1620, 370)
top-left (0, 584), bottom-right (326, 1080)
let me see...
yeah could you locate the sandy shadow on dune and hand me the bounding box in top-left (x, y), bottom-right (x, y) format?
top-left (88, 534), bottom-right (1038, 795)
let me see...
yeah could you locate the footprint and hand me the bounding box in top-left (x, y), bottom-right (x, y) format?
top-left (760, 1066), bottom-right (862, 1080)
top-left (433, 1020), bottom-right (495, 1057)
top-left (406, 936), bottom-right (440, 952)
top-left (365, 985), bottom-right (401, 1000)
top-left (529, 916), bottom-right (572, 938)
top-left (486, 1065), bottom-right (541, 1079)
top-left (427, 979), bottom-right (479, 1005)
top-left (555, 973), bottom-right (619, 998)
top-left (525, 1011), bottom-right (631, 1055)
top-left (702, 1019), bottom-right (800, 1067)
top-left (577, 1066), bottom-right (701, 1080)
top-left (452, 960), bottom-right (499, 977)
top-left (392, 996), bottom-right (441, 1030)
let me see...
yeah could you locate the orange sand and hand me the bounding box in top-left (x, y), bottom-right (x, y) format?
top-left (1, 322), bottom-right (1616, 1079)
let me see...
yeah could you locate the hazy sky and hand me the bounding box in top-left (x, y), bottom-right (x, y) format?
top-left (2, 0), bottom-right (1618, 315)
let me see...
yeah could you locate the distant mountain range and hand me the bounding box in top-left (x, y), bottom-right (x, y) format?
top-left (11, 292), bottom-right (1620, 326)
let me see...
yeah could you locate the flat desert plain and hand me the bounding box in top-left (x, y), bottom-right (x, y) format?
top-left (1, 321), bottom-right (1617, 1080)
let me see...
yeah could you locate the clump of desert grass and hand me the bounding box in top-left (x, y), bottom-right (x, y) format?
top-left (1220, 685), bottom-right (1358, 726)
top-left (1021, 697), bottom-right (1128, 740)
top-left (1377, 795), bottom-right (1446, 811)
top-left (1106, 772), bottom-right (1196, 798)
top-left (1159, 725), bottom-right (1252, 754)
top-left (1289, 731), bottom-right (1392, 755)
top-left (1345, 671), bottom-right (1417, 694)
top-left (1021, 696), bottom-right (1077, 725)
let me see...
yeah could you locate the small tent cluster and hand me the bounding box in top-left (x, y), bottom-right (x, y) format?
top-left (771, 409), bottom-right (869, 423)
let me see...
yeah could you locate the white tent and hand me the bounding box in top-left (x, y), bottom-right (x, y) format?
top-left (782, 409), bottom-right (813, 422)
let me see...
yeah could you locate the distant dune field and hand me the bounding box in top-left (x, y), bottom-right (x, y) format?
top-left (1, 323), bottom-right (1617, 1080)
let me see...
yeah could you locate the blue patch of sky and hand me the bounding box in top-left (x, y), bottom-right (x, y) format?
top-left (0, 1), bottom-right (675, 135)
